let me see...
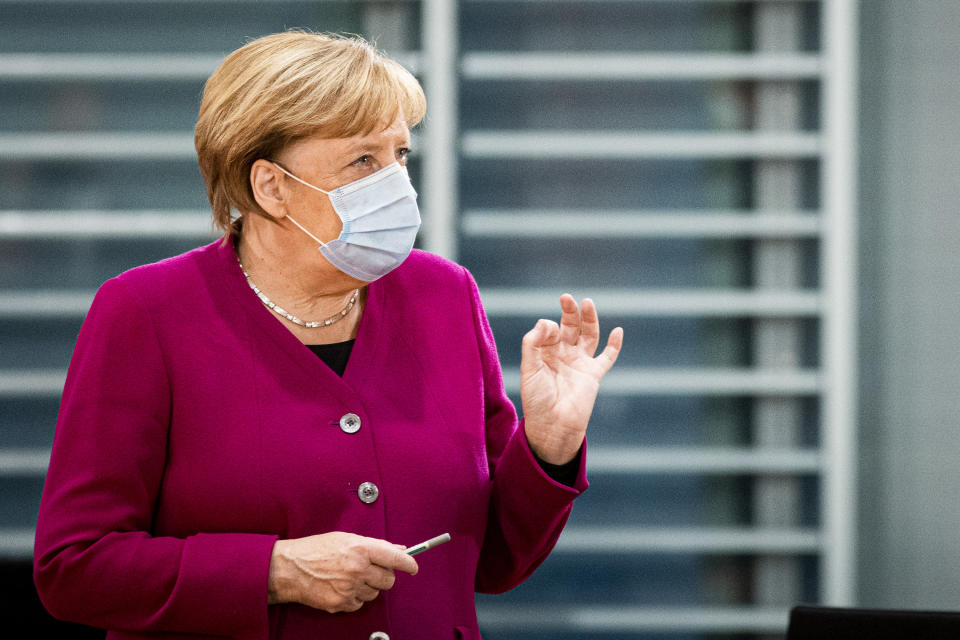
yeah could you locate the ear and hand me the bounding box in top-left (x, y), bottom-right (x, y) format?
top-left (250, 159), bottom-right (289, 220)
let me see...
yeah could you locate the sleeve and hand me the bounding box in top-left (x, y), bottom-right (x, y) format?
top-left (535, 448), bottom-right (583, 487)
top-left (33, 276), bottom-right (277, 639)
top-left (460, 267), bottom-right (589, 594)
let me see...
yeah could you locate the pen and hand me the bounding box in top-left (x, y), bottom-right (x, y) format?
top-left (405, 532), bottom-right (451, 556)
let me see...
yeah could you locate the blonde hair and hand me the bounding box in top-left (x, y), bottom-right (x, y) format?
top-left (194, 31), bottom-right (426, 237)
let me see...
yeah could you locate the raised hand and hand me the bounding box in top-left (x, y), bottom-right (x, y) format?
top-left (268, 532), bottom-right (418, 613)
top-left (520, 294), bottom-right (623, 465)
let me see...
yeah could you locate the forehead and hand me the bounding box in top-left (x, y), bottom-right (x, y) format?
top-left (287, 116), bottom-right (411, 160)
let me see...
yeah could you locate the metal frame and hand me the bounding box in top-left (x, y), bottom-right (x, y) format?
top-left (421, 0), bottom-right (459, 259)
top-left (0, 0), bottom-right (859, 631)
top-left (820, 0), bottom-right (858, 607)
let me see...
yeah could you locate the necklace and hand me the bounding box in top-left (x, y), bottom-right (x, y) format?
top-left (238, 256), bottom-right (359, 328)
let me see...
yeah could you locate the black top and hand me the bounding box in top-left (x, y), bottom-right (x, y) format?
top-left (306, 339), bottom-right (579, 486)
top-left (306, 340), bottom-right (355, 378)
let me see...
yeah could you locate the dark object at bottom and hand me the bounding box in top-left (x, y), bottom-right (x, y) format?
top-left (0, 560), bottom-right (104, 638)
top-left (788, 605), bottom-right (960, 639)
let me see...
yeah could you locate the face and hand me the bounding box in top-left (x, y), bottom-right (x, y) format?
top-left (267, 115), bottom-right (412, 244)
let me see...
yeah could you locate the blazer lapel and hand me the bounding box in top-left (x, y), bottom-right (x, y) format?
top-left (213, 238), bottom-right (383, 400)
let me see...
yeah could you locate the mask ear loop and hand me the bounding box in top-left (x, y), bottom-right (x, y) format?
top-left (271, 162), bottom-right (333, 195)
top-left (286, 215), bottom-right (329, 248)
top-left (271, 161), bottom-right (333, 248)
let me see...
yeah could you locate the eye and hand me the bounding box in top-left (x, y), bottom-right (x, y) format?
top-left (397, 147), bottom-right (411, 164)
top-left (351, 154), bottom-right (373, 167)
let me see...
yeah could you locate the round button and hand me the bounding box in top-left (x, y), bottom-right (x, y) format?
top-left (357, 482), bottom-right (379, 504)
top-left (369, 633), bottom-right (389, 640)
top-left (339, 413), bottom-right (361, 434)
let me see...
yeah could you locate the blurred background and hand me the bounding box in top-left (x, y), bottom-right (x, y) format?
top-left (1, 0), bottom-right (958, 638)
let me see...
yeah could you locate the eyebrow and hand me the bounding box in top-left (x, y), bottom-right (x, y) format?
top-left (343, 136), bottom-right (411, 157)
top-left (344, 144), bottom-right (380, 157)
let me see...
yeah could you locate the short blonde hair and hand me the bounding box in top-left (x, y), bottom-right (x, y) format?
top-left (195, 31), bottom-right (426, 237)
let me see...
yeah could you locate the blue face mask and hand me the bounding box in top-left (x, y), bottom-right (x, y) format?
top-left (275, 161), bottom-right (421, 282)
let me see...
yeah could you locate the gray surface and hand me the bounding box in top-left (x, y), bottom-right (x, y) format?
top-left (858, 0), bottom-right (960, 610)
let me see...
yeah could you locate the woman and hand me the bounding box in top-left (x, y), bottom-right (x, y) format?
top-left (34, 32), bottom-right (622, 639)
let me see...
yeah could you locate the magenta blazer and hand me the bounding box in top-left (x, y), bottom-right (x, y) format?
top-left (34, 239), bottom-right (587, 639)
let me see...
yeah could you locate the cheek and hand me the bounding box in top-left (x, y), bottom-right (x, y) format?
top-left (323, 204), bottom-right (344, 239)
top-left (295, 195), bottom-right (342, 242)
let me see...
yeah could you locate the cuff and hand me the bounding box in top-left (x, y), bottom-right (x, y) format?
top-left (534, 446), bottom-right (584, 487)
top-left (509, 419), bottom-right (589, 496)
top-left (170, 532), bottom-right (279, 640)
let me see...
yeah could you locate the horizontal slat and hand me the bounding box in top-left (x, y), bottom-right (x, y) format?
top-left (0, 133), bottom-right (195, 160)
top-left (477, 605), bottom-right (789, 633)
top-left (0, 528), bottom-right (34, 559)
top-left (2, 210), bottom-right (822, 240)
top-left (505, 367), bottom-right (820, 395)
top-left (0, 291), bottom-right (93, 316)
top-left (480, 288), bottom-right (821, 317)
top-left (462, 210), bottom-right (821, 238)
top-left (0, 368), bottom-right (821, 397)
top-left (0, 52), bottom-right (422, 80)
top-left (1, 0), bottom-right (365, 3)
top-left (0, 530), bottom-right (812, 567)
top-left (0, 54), bottom-right (222, 81)
top-left (0, 132), bottom-right (421, 161)
top-left (588, 447), bottom-right (822, 474)
top-left (0, 288), bottom-right (822, 318)
top-left (463, 52), bottom-right (822, 80)
top-left (0, 446), bottom-right (822, 477)
top-left (0, 210), bottom-right (214, 239)
top-left (3, 0), bottom-right (813, 3)
top-left (467, 0), bottom-right (816, 3)
top-left (556, 526), bottom-right (821, 554)
top-left (0, 449), bottom-right (50, 476)
top-left (4, 132), bottom-right (812, 161)
top-left (462, 130), bottom-right (821, 159)
top-left (0, 371), bottom-right (65, 397)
